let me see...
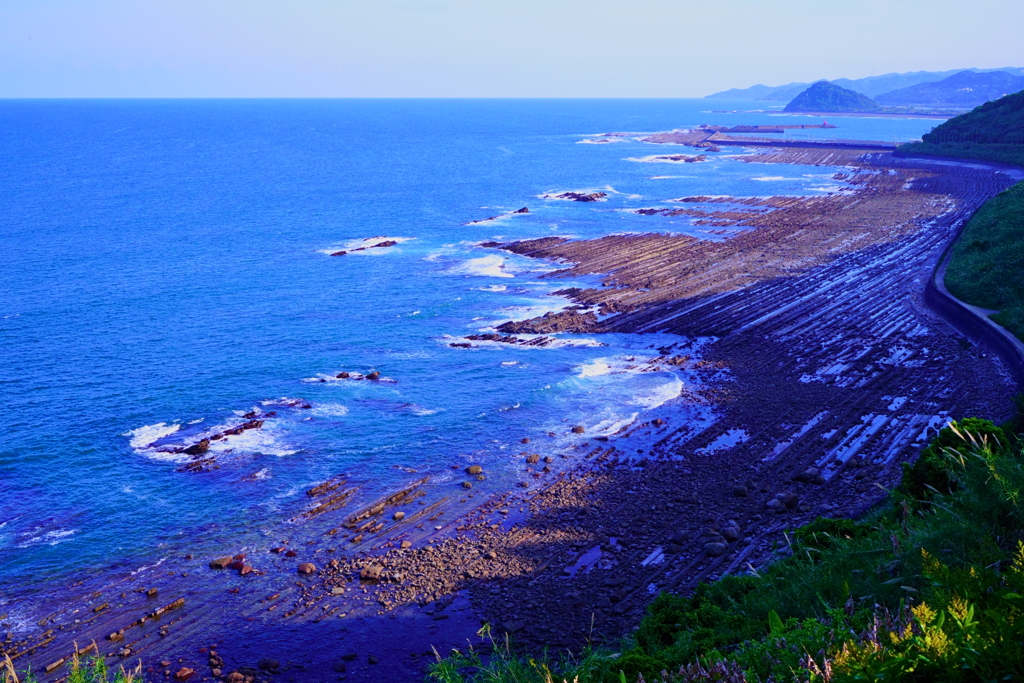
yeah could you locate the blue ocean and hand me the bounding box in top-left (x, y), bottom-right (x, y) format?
top-left (0, 99), bottom-right (936, 618)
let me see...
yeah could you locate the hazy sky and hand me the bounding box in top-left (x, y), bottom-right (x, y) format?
top-left (1, 0), bottom-right (1022, 98)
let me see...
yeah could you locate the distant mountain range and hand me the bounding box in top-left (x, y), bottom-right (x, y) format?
top-left (876, 70), bottom-right (1024, 108)
top-left (708, 68), bottom-right (1024, 108)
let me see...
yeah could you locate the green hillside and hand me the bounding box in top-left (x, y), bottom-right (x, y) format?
top-left (946, 181), bottom-right (1024, 340)
top-left (783, 81), bottom-right (881, 113)
top-left (898, 89), bottom-right (1024, 166)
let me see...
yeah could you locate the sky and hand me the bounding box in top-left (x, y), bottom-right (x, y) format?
top-left (1, 0), bottom-right (1022, 98)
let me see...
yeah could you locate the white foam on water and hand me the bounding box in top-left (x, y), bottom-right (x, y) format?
top-left (124, 422), bottom-right (181, 450)
top-left (130, 556), bottom-right (169, 576)
top-left (318, 236), bottom-right (414, 255)
top-left (311, 403), bottom-right (349, 418)
top-left (593, 414), bottom-right (640, 436)
top-left (627, 155), bottom-right (704, 164)
top-left (477, 284), bottom-right (508, 292)
top-left (414, 407), bottom-right (439, 417)
top-left (16, 528), bottom-right (78, 548)
top-left (207, 426), bottom-right (298, 458)
top-left (494, 300), bottom-right (567, 322)
top-left (253, 468), bottom-right (271, 480)
top-left (501, 361), bottom-right (519, 366)
top-left (449, 255), bottom-right (515, 278)
top-left (578, 360), bottom-right (612, 378)
top-left (751, 176), bottom-right (792, 181)
top-left (633, 376), bottom-right (684, 409)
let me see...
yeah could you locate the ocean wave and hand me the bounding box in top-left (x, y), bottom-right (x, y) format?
top-left (633, 376), bottom-right (684, 409)
top-left (578, 360), bottom-right (612, 378)
top-left (627, 155), bottom-right (706, 164)
top-left (130, 556), bottom-right (169, 576)
top-left (16, 528), bottom-right (78, 548)
top-left (408, 405), bottom-right (439, 416)
top-left (449, 255), bottom-right (515, 278)
top-left (310, 403), bottom-right (349, 418)
top-left (318, 236), bottom-right (414, 255)
top-left (124, 422), bottom-right (181, 450)
top-left (206, 425), bottom-right (297, 458)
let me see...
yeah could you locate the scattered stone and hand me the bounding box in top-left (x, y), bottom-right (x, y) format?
top-left (400, 541), bottom-right (412, 549)
top-left (368, 655), bottom-right (378, 665)
top-left (571, 425), bottom-right (585, 434)
top-left (780, 492), bottom-right (800, 510)
top-left (174, 667), bottom-right (195, 681)
top-left (285, 550), bottom-right (298, 558)
top-left (145, 588), bottom-right (158, 597)
top-left (461, 481), bottom-right (473, 489)
top-left (704, 542), bottom-right (727, 557)
top-left (209, 557), bottom-right (233, 569)
top-left (526, 454), bottom-right (540, 464)
top-left (465, 465), bottom-right (483, 475)
top-left (360, 565), bottom-right (383, 581)
top-left (297, 563), bottom-right (317, 575)
top-left (366, 371), bottom-right (381, 380)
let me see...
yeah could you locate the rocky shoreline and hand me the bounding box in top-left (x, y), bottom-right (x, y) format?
top-left (6, 146), bottom-right (1020, 683)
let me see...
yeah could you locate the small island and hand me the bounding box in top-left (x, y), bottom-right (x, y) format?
top-left (783, 80), bottom-right (881, 113)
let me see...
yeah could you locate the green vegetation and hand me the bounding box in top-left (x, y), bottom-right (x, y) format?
top-left (429, 419), bottom-right (1024, 683)
top-left (897, 89), bottom-right (1024, 166)
top-left (3, 653), bottom-right (143, 683)
top-left (783, 81), bottom-right (881, 113)
top-left (945, 180), bottom-right (1024, 340)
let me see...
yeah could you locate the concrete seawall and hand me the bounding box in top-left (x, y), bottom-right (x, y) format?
top-left (922, 160), bottom-right (1024, 391)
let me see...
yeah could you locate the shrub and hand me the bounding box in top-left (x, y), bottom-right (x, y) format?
top-left (900, 418), bottom-right (1005, 504)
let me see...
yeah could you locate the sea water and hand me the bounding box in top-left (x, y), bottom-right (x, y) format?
top-left (0, 99), bottom-right (936, 611)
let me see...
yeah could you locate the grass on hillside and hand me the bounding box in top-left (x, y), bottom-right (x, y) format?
top-left (945, 180), bottom-right (1024, 341)
top-left (429, 418), bottom-right (1024, 683)
top-left (3, 652), bottom-right (143, 683)
top-left (896, 141), bottom-right (1024, 168)
top-left (896, 87), bottom-right (1024, 167)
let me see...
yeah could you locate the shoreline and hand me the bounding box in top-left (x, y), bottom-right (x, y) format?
top-left (6, 144), bottom-right (1021, 683)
